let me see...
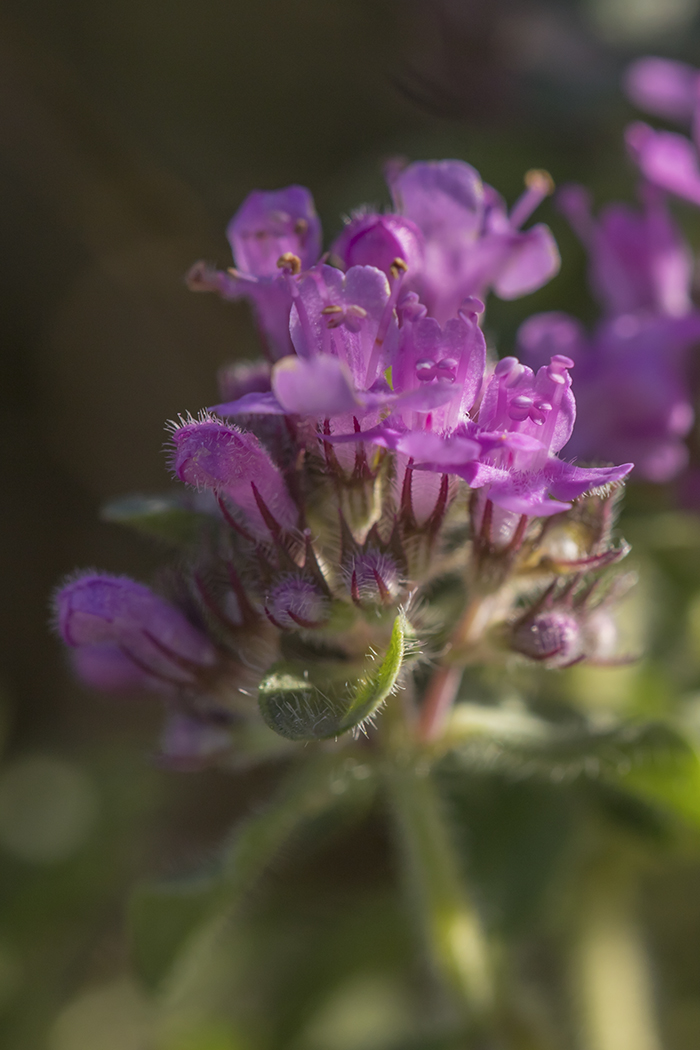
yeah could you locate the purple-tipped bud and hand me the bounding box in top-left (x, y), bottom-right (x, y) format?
top-left (227, 186), bottom-right (321, 277)
top-left (511, 611), bottom-right (582, 667)
top-left (331, 214), bottom-right (424, 280)
top-left (55, 573), bottom-right (217, 685)
top-left (264, 576), bottom-right (330, 630)
top-left (348, 552), bottom-right (402, 605)
top-left (170, 416), bottom-right (298, 534)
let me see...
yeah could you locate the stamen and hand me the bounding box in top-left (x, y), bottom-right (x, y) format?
top-left (509, 169), bottom-right (555, 230)
top-left (277, 252), bottom-right (301, 275)
top-left (390, 256), bottom-right (409, 279)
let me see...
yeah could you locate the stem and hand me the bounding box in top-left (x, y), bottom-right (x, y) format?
top-left (386, 758), bottom-right (494, 1026)
top-left (419, 665), bottom-right (463, 741)
top-left (570, 854), bottom-right (661, 1050)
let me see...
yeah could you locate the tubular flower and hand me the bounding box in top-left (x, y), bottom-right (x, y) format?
top-left (187, 185), bottom-right (322, 360)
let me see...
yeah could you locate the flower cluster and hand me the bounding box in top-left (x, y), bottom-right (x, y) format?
top-left (54, 157), bottom-right (635, 767)
top-left (516, 56), bottom-right (700, 487)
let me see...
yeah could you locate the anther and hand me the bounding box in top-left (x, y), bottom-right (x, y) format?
top-left (390, 256), bottom-right (409, 279)
top-left (525, 169), bottom-right (555, 196)
top-left (277, 252), bottom-right (302, 275)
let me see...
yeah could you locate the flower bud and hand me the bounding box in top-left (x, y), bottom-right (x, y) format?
top-left (71, 643), bottom-right (160, 693)
top-left (511, 610), bottom-right (582, 667)
top-left (348, 552), bottom-right (402, 605)
top-left (265, 576), bottom-right (330, 630)
top-left (55, 573), bottom-right (216, 685)
top-left (331, 213), bottom-right (424, 279)
top-left (170, 416), bottom-right (298, 534)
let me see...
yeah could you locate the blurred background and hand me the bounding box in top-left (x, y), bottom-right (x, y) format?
top-left (5, 0), bottom-right (700, 1047)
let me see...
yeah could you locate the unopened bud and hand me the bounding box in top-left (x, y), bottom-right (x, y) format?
top-left (54, 573), bottom-right (216, 685)
top-left (169, 415), bottom-right (298, 534)
top-left (265, 576), bottom-right (330, 630)
top-left (349, 552), bottom-right (402, 605)
top-left (512, 610), bottom-right (582, 667)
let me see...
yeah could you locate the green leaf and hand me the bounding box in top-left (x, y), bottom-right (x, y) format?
top-left (258, 610), bottom-right (408, 741)
top-left (611, 733), bottom-right (700, 829)
top-left (435, 768), bottom-right (575, 936)
top-left (101, 494), bottom-right (206, 546)
top-left (129, 752), bottom-right (375, 990)
top-left (441, 704), bottom-right (687, 783)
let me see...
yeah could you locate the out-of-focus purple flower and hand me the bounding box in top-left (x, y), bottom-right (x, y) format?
top-left (217, 359), bottom-right (272, 403)
top-left (158, 712), bottom-right (233, 770)
top-left (71, 643), bottom-right (158, 692)
top-left (187, 186), bottom-right (322, 360)
top-left (518, 310), bottom-right (700, 483)
top-left (387, 161), bottom-right (560, 322)
top-left (626, 121), bottom-right (700, 209)
top-left (557, 182), bottom-right (693, 318)
top-left (624, 57), bottom-right (700, 124)
top-left (169, 414), bottom-right (298, 534)
top-left (55, 573), bottom-right (216, 688)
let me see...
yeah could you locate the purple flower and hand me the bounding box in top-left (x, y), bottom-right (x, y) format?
top-left (625, 121), bottom-right (700, 210)
top-left (227, 187), bottom-right (321, 277)
top-left (557, 182), bottom-right (693, 318)
top-left (408, 355), bottom-right (632, 519)
top-left (169, 414), bottom-right (298, 534)
top-left (624, 57), bottom-right (700, 124)
top-left (55, 573), bottom-right (216, 688)
top-left (387, 161), bottom-right (560, 323)
top-left (187, 186), bottom-right (322, 360)
top-left (518, 310), bottom-right (700, 483)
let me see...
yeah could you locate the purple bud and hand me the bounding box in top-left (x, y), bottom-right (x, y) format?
top-left (512, 611), bottom-right (582, 667)
top-left (170, 416), bottom-right (298, 534)
top-left (227, 186), bottom-right (321, 277)
top-left (55, 573), bottom-right (216, 685)
top-left (348, 552), bottom-right (402, 605)
top-left (71, 643), bottom-right (161, 693)
top-left (265, 576), bottom-right (330, 630)
top-left (331, 213), bottom-right (424, 279)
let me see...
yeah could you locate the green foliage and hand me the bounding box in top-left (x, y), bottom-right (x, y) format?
top-left (258, 611), bottom-right (408, 740)
top-left (101, 495), bottom-right (207, 546)
top-left (129, 751), bottom-right (377, 991)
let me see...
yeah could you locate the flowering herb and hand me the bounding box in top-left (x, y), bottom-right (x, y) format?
top-left (52, 116), bottom-right (700, 1044)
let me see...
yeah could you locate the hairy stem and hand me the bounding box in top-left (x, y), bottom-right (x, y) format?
top-left (386, 757), bottom-right (494, 1026)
